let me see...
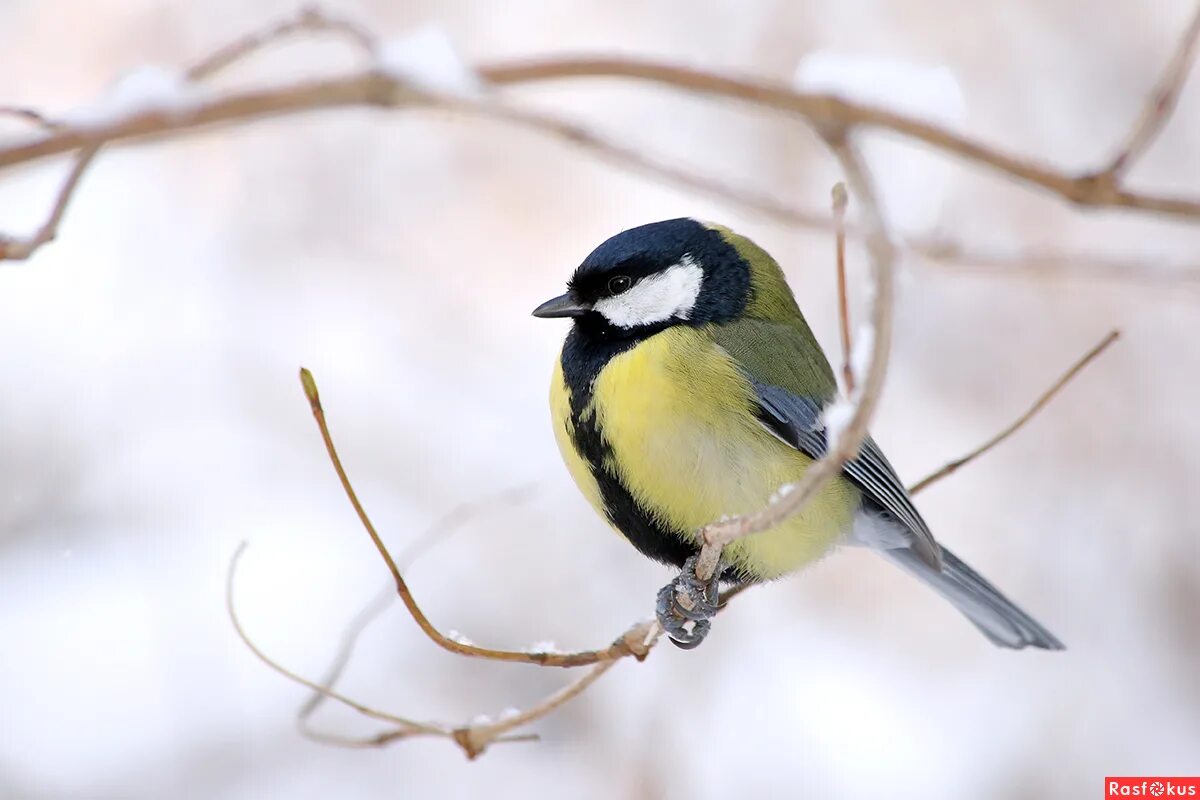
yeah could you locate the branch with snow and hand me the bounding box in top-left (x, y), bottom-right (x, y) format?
top-left (6, 49), bottom-right (1199, 218)
top-left (5, 8), bottom-right (1200, 271)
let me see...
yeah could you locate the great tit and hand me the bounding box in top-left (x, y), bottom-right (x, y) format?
top-left (534, 218), bottom-right (1063, 651)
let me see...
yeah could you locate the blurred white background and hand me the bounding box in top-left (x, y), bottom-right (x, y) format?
top-left (2, 0), bottom-right (1199, 798)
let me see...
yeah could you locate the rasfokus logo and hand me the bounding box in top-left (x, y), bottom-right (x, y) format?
top-left (1106, 778), bottom-right (1200, 797)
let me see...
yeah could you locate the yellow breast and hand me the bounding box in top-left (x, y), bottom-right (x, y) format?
top-left (554, 326), bottom-right (859, 580)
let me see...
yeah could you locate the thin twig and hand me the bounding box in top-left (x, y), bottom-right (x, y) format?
top-left (448, 617), bottom-right (661, 758)
top-left (226, 541), bottom-right (440, 735)
top-left (0, 146), bottom-right (99, 262)
top-left (2, 8), bottom-right (377, 265)
top-left (456, 660), bottom-right (618, 758)
top-left (2, 11), bottom-right (1199, 287)
top-left (907, 329), bottom-right (1121, 495)
top-left (1102, 2), bottom-right (1200, 179)
top-left (476, 100), bottom-right (1200, 284)
top-left (298, 484), bottom-right (536, 722)
top-left (479, 57), bottom-right (1200, 220)
top-left (0, 105), bottom-right (60, 130)
top-left (186, 5), bottom-right (377, 81)
top-left (693, 131), bottom-right (898, 582)
top-left (298, 367), bottom-right (655, 668)
top-left (831, 182), bottom-right (854, 395)
top-left (296, 584), bottom-right (393, 722)
top-left (228, 540), bottom-right (549, 756)
top-left (912, 238), bottom-right (1200, 287)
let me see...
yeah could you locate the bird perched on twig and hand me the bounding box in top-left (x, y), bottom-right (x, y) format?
top-left (534, 218), bottom-right (1063, 652)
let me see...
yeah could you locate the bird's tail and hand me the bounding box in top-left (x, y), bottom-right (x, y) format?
top-left (881, 545), bottom-right (1065, 650)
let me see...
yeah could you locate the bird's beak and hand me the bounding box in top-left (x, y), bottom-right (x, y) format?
top-left (531, 292), bottom-right (591, 319)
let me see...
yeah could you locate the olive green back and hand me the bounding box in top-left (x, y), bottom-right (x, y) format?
top-left (706, 225), bottom-right (838, 399)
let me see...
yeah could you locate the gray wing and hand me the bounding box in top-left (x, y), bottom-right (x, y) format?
top-left (751, 380), bottom-right (943, 570)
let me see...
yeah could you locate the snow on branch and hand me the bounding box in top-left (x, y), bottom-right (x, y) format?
top-left (4, 8), bottom-right (1200, 271)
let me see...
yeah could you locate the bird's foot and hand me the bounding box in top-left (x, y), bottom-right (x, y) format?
top-left (656, 554), bottom-right (721, 649)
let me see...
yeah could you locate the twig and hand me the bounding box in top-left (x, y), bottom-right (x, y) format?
top-left (185, 5), bottom-right (377, 82)
top-left (447, 618), bottom-right (662, 758)
top-left (226, 541), bottom-right (440, 736)
top-left (298, 367), bottom-right (655, 668)
top-left (298, 483), bottom-right (536, 723)
top-left (692, 131), bottom-right (898, 582)
top-left (0, 146), bottom-right (99, 262)
top-left (907, 329), bottom-right (1121, 495)
top-left (296, 583), bottom-right (393, 721)
top-left (453, 659), bottom-right (618, 758)
top-left (3, 9), bottom-right (375, 264)
top-left (471, 104), bottom-right (1200, 284)
top-left (831, 182), bottom-right (854, 394)
top-left (0, 106), bottom-right (60, 130)
top-left (228, 541), bottom-right (548, 756)
top-left (255, 367), bottom-right (802, 757)
top-left (5, 8), bottom-right (1200, 277)
top-left (7, 91), bottom-right (1194, 283)
top-left (478, 57), bottom-right (1200, 220)
top-left (911, 238), bottom-right (1200, 287)
top-left (1101, 2), bottom-right (1200, 179)
top-left (7, 92), bottom-right (1200, 283)
top-left (4, 56), bottom-right (1200, 220)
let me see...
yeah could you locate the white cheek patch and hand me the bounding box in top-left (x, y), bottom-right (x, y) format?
top-left (593, 255), bottom-right (704, 328)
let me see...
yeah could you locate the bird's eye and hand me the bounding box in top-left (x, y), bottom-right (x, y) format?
top-left (607, 275), bottom-right (632, 295)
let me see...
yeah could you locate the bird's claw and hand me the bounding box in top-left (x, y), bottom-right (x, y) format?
top-left (655, 554), bottom-right (721, 649)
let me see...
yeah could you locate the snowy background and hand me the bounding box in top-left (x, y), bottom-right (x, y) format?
top-left (2, 0), bottom-right (1199, 798)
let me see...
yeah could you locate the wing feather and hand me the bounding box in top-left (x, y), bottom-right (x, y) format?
top-left (751, 378), bottom-right (943, 570)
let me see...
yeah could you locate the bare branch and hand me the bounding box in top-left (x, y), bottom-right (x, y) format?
top-left (911, 238), bottom-right (1200, 287)
top-left (4, 55), bottom-right (1200, 220)
top-left (298, 484), bottom-right (536, 722)
top-left (0, 106), bottom-right (60, 130)
top-left (693, 131), bottom-right (897, 582)
top-left (1102, 2), bottom-right (1200, 179)
top-left (908, 329), bottom-right (1121, 495)
top-left (185, 5), bottom-right (377, 82)
top-left (6, 91), bottom-right (1193, 283)
top-left (5, 10), bottom-right (1200, 278)
top-left (298, 367), bottom-right (656, 668)
top-left (439, 103), bottom-right (1200, 284)
top-left (449, 619), bottom-right (661, 758)
top-left (831, 182), bottom-right (854, 395)
top-left (0, 146), bottom-right (99, 262)
top-left (296, 584), bottom-right (393, 722)
top-left (226, 541), bottom-right (440, 735)
top-left (473, 105), bottom-right (1200, 283)
top-left (455, 660), bottom-right (618, 759)
top-left (478, 58), bottom-right (1200, 220)
top-left (229, 539), bottom-right (557, 757)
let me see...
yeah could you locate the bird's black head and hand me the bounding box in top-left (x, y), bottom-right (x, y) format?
top-left (532, 218), bottom-right (752, 339)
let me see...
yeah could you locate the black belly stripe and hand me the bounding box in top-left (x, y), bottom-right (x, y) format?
top-left (560, 326), bottom-right (696, 569)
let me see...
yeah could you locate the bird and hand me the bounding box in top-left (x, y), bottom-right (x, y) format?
top-left (532, 218), bottom-right (1064, 651)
